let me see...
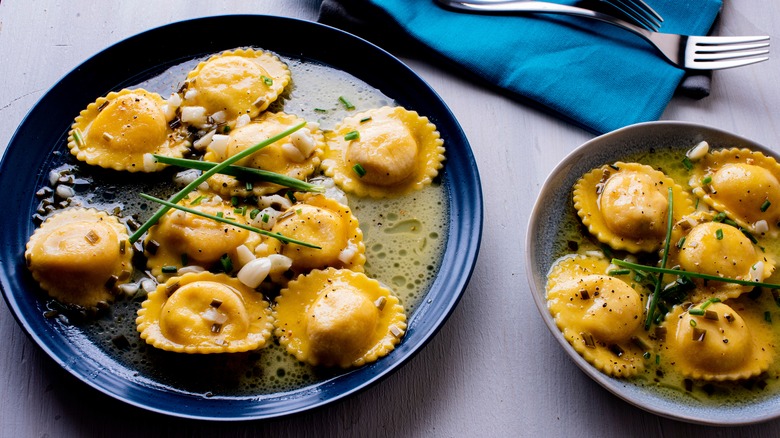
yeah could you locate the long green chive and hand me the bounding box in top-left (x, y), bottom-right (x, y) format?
top-left (353, 163), bottom-right (367, 178)
top-left (612, 259), bottom-right (780, 289)
top-left (339, 96), bottom-right (355, 110)
top-left (702, 176), bottom-right (712, 185)
top-left (681, 156), bottom-right (693, 171)
top-left (716, 228), bottom-right (724, 240)
top-left (130, 121), bottom-right (306, 243)
top-left (137, 193), bottom-right (321, 248)
top-left (645, 187), bottom-right (674, 330)
top-left (152, 155), bottom-right (324, 193)
top-left (761, 200), bottom-right (772, 212)
top-left (344, 130), bottom-right (360, 141)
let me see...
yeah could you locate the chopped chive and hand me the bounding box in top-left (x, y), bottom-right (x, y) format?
top-left (130, 121), bottom-right (307, 243)
top-left (152, 155), bottom-right (324, 193)
top-left (761, 199), bottom-right (771, 212)
top-left (261, 75), bottom-right (273, 86)
top-left (220, 254), bottom-right (233, 273)
top-left (231, 196), bottom-right (239, 207)
top-left (161, 265), bottom-right (178, 274)
top-left (72, 128), bottom-right (84, 146)
top-left (190, 195), bottom-right (204, 206)
top-left (295, 208), bottom-right (302, 215)
top-left (643, 351), bottom-right (651, 360)
top-left (138, 193), bottom-right (321, 248)
top-left (688, 308), bottom-right (705, 316)
top-left (245, 181), bottom-right (253, 191)
top-left (216, 212), bottom-right (224, 218)
top-left (681, 156), bottom-right (693, 171)
top-left (344, 130), bottom-right (360, 141)
top-left (702, 176), bottom-right (713, 185)
top-left (600, 244), bottom-right (614, 259)
top-left (766, 311), bottom-right (773, 323)
top-left (249, 208), bottom-right (260, 220)
top-left (338, 96), bottom-right (355, 110)
top-left (234, 207), bottom-right (246, 215)
top-left (359, 117), bottom-right (372, 123)
top-left (713, 212), bottom-right (726, 222)
top-left (700, 297), bottom-right (721, 310)
top-left (716, 228), bottom-right (724, 240)
top-left (262, 213), bottom-right (270, 223)
top-left (689, 319), bottom-right (698, 327)
top-left (676, 236), bottom-right (686, 249)
top-left (314, 108), bottom-right (328, 113)
top-left (608, 269), bottom-right (631, 276)
top-left (222, 125), bottom-right (231, 134)
top-left (353, 163), bottom-right (367, 178)
top-left (724, 218), bottom-right (739, 228)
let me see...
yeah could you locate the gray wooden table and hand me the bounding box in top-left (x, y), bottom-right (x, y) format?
top-left (1, 1), bottom-right (778, 436)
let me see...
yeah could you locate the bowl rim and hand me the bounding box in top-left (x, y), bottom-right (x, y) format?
top-left (524, 120), bottom-right (780, 426)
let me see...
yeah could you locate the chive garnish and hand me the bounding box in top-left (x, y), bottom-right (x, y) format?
top-left (216, 212), bottom-right (224, 218)
top-left (344, 130), bottom-right (360, 141)
top-left (716, 228), bottom-right (724, 240)
top-left (261, 75), bottom-right (273, 86)
top-left (360, 117), bottom-right (372, 123)
top-left (700, 297), bottom-right (721, 310)
top-left (353, 163), bottom-right (367, 178)
top-left (761, 200), bottom-right (772, 212)
top-left (262, 213), bottom-right (270, 223)
top-left (220, 254), bottom-right (233, 273)
top-left (612, 259), bottom-right (780, 290)
top-left (190, 195), bottom-right (204, 206)
top-left (688, 308), bottom-right (705, 316)
top-left (249, 208), bottom-right (260, 220)
top-left (130, 121), bottom-right (307, 243)
top-left (676, 236), bottom-right (686, 249)
top-left (72, 129), bottom-right (84, 146)
top-left (231, 196), bottom-right (239, 207)
top-left (713, 212), bottom-right (726, 222)
top-left (161, 265), bottom-right (177, 274)
top-left (314, 108), bottom-right (327, 113)
top-left (608, 269), bottom-right (631, 276)
top-left (644, 187), bottom-right (674, 330)
top-left (138, 193), bottom-right (321, 248)
top-left (152, 155), bottom-right (324, 193)
top-left (245, 181), bottom-right (253, 191)
top-left (338, 96), bottom-right (355, 110)
top-left (681, 156), bottom-right (693, 171)
top-left (702, 176), bottom-right (713, 185)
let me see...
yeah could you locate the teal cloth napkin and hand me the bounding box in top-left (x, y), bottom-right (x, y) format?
top-left (347, 0), bottom-right (722, 134)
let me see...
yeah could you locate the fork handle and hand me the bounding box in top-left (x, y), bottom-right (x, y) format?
top-left (437, 0), bottom-right (650, 39)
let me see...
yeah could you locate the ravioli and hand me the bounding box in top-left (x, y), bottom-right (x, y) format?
top-left (573, 162), bottom-right (694, 253)
top-left (659, 301), bottom-right (773, 381)
top-left (665, 216), bottom-right (774, 302)
top-left (203, 113), bottom-right (323, 197)
top-left (690, 148), bottom-right (780, 236)
top-left (546, 255), bottom-right (650, 377)
top-left (180, 48), bottom-right (290, 126)
top-left (25, 208), bottom-right (133, 309)
top-left (259, 194), bottom-right (366, 274)
top-left (69, 88), bottom-right (190, 172)
top-left (136, 272), bottom-right (274, 353)
top-left (144, 192), bottom-right (261, 280)
top-left (321, 106), bottom-right (445, 198)
top-left (274, 268), bottom-right (406, 368)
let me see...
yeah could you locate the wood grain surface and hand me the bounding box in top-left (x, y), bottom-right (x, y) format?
top-left (0, 1), bottom-right (778, 436)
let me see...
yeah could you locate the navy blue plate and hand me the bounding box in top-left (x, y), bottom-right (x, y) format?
top-left (0, 15), bottom-right (482, 420)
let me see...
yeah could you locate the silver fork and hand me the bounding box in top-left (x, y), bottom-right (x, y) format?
top-left (436, 0), bottom-right (770, 70)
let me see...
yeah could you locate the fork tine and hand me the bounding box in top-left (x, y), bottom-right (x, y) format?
top-left (695, 41), bottom-right (770, 54)
top-left (694, 56), bottom-right (769, 70)
top-left (694, 49), bottom-right (769, 61)
top-left (611, 0), bottom-right (663, 25)
top-left (691, 35), bottom-right (770, 45)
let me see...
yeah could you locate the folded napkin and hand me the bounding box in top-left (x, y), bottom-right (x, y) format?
top-left (319, 0), bottom-right (722, 134)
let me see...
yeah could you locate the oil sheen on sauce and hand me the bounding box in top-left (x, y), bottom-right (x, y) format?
top-left (551, 146), bottom-right (780, 407)
top-left (35, 52), bottom-right (449, 396)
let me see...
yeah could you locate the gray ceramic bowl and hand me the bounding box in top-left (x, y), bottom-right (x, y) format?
top-left (525, 121), bottom-right (780, 425)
